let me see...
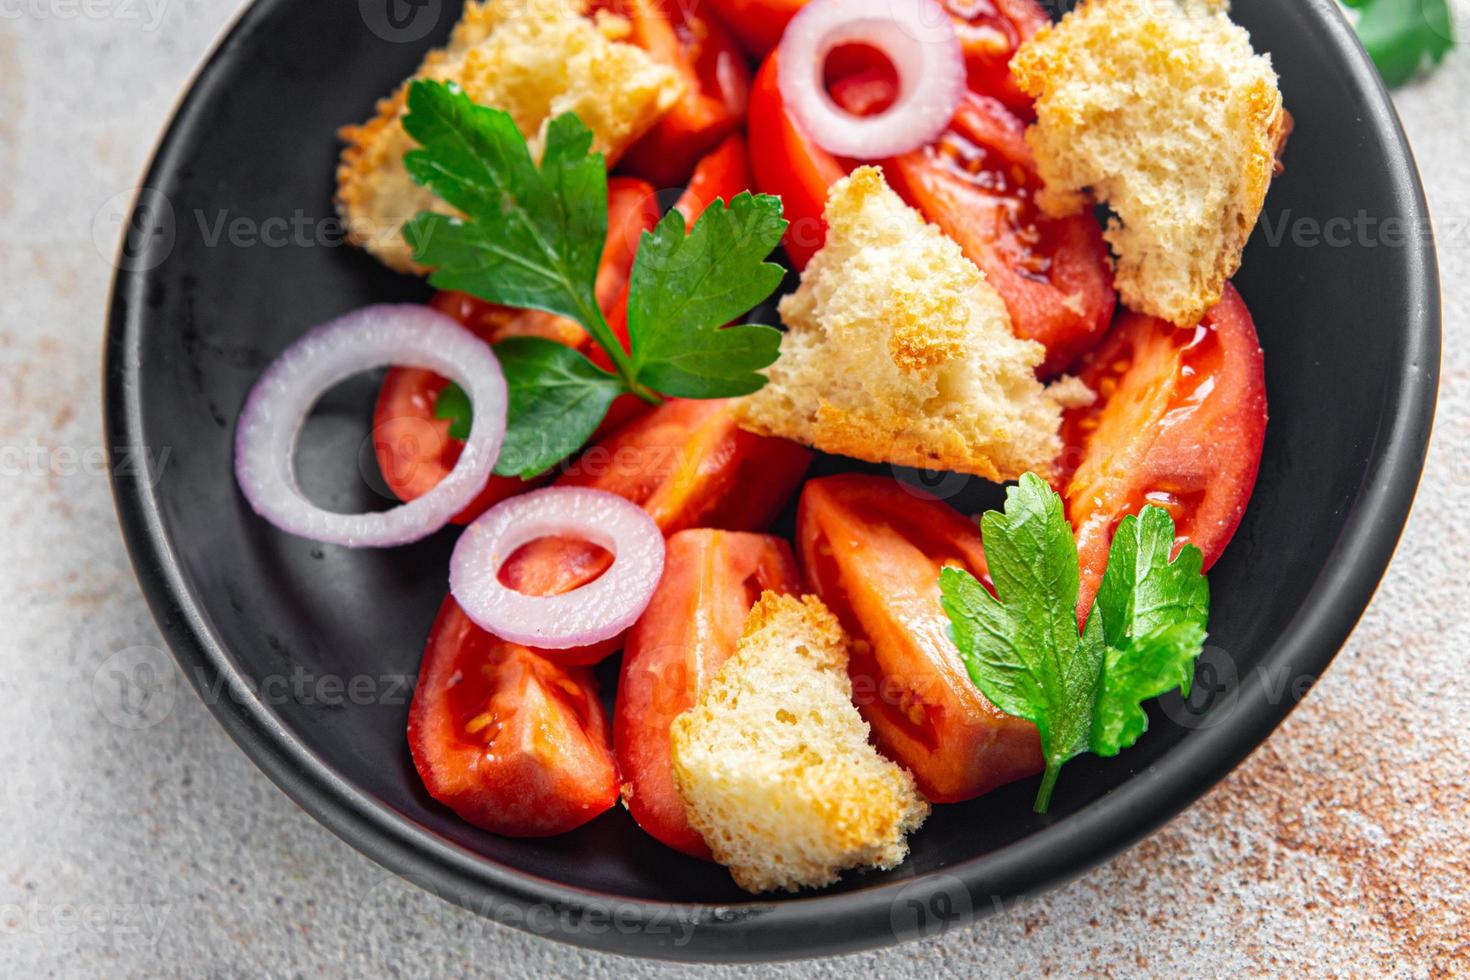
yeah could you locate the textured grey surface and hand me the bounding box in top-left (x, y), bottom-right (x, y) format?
top-left (2, 1), bottom-right (1467, 976)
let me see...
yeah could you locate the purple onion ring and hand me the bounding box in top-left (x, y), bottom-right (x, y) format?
top-left (234, 304), bottom-right (506, 548)
top-left (777, 0), bottom-right (965, 159)
top-left (449, 487), bottom-right (666, 649)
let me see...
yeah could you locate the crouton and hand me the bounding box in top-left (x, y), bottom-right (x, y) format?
top-left (1012, 0), bottom-right (1287, 327)
top-left (336, 0), bottom-right (683, 273)
top-left (735, 166), bottom-right (1082, 482)
top-left (669, 592), bottom-right (930, 894)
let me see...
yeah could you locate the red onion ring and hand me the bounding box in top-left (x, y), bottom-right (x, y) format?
top-left (449, 488), bottom-right (665, 649)
top-left (235, 304), bottom-right (506, 548)
top-left (777, 0), bottom-right (965, 158)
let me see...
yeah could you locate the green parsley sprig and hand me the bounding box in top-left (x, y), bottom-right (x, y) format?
top-left (398, 79), bottom-right (788, 477)
top-left (1343, 0), bottom-right (1455, 88)
top-left (939, 474), bottom-right (1209, 813)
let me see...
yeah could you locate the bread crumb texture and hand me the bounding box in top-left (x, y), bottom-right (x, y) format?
top-left (336, 0), bottom-right (683, 273)
top-left (669, 592), bottom-right (930, 893)
top-left (1012, 0), bottom-right (1286, 326)
top-left (736, 166), bottom-right (1080, 481)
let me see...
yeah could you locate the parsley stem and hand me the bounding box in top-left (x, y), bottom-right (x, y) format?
top-left (629, 381), bottom-right (664, 406)
top-left (1034, 762), bottom-right (1061, 814)
top-left (574, 298), bottom-right (664, 406)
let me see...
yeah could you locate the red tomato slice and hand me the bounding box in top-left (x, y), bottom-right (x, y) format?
top-left (1059, 284), bottom-right (1268, 618)
top-left (748, 50), bottom-right (848, 269)
top-left (616, 529), bottom-right (802, 856)
top-left (797, 475), bottom-right (1042, 802)
top-left (672, 133), bottom-right (752, 225)
top-left (886, 92), bottom-right (1115, 376)
top-left (496, 398), bottom-right (811, 665)
top-left (371, 368), bottom-right (540, 525)
top-left (371, 179), bottom-right (661, 523)
top-left (704, 0), bottom-right (807, 57)
top-left (612, 0), bottom-right (752, 188)
top-left (945, 0), bottom-right (1051, 114)
top-left (408, 596), bottom-right (619, 837)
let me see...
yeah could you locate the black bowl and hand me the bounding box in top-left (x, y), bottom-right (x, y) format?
top-left (104, 0), bottom-right (1440, 962)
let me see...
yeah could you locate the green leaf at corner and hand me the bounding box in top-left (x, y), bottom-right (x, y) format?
top-left (625, 192), bottom-right (788, 398)
top-left (1088, 507), bottom-right (1210, 757)
top-left (491, 337), bottom-right (623, 479)
top-left (1350, 0), bottom-right (1455, 88)
top-left (939, 474), bottom-right (1107, 813)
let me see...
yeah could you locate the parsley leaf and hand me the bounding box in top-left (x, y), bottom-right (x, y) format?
top-left (433, 381), bottom-right (473, 441)
top-left (1344, 0), bottom-right (1455, 88)
top-left (940, 474), bottom-right (1106, 813)
top-left (491, 338), bottom-right (624, 478)
top-left (626, 194), bottom-right (787, 397)
top-left (1090, 508), bottom-right (1209, 755)
top-left (939, 474), bottom-right (1210, 813)
top-left (397, 79), bottom-right (790, 475)
top-left (401, 84), bottom-right (615, 357)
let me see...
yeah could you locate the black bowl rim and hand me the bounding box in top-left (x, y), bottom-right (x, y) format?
top-left (104, 0), bottom-right (1441, 963)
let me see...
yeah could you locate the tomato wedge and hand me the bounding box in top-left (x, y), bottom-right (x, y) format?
top-left (748, 51), bottom-right (848, 269)
top-left (408, 596), bottom-right (619, 837)
top-left (797, 475), bottom-right (1042, 802)
top-left (703, 0), bottom-right (806, 57)
top-left (672, 133), bottom-right (752, 225)
top-left (946, 0), bottom-right (1051, 114)
top-left (496, 398), bottom-right (811, 665)
top-left (1059, 284), bottom-right (1268, 618)
top-left (372, 178), bottom-right (661, 523)
top-left (886, 92), bottom-right (1115, 376)
top-left (612, 0), bottom-right (752, 188)
top-left (371, 367), bottom-right (541, 525)
top-left (616, 529), bottom-right (802, 856)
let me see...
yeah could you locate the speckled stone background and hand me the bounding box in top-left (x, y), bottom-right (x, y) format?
top-left (2, 0), bottom-right (1467, 975)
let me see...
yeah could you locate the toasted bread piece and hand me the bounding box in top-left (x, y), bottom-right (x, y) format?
top-left (1012, 0), bottom-right (1286, 327)
top-left (336, 0), bottom-right (683, 273)
top-left (669, 593), bottom-right (929, 893)
top-left (735, 166), bottom-right (1084, 481)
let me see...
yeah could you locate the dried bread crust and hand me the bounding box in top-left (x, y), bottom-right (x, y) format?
top-left (335, 0), bottom-right (682, 273)
top-left (669, 592), bottom-right (930, 893)
top-left (1012, 0), bottom-right (1287, 326)
top-left (736, 167), bottom-right (1083, 481)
